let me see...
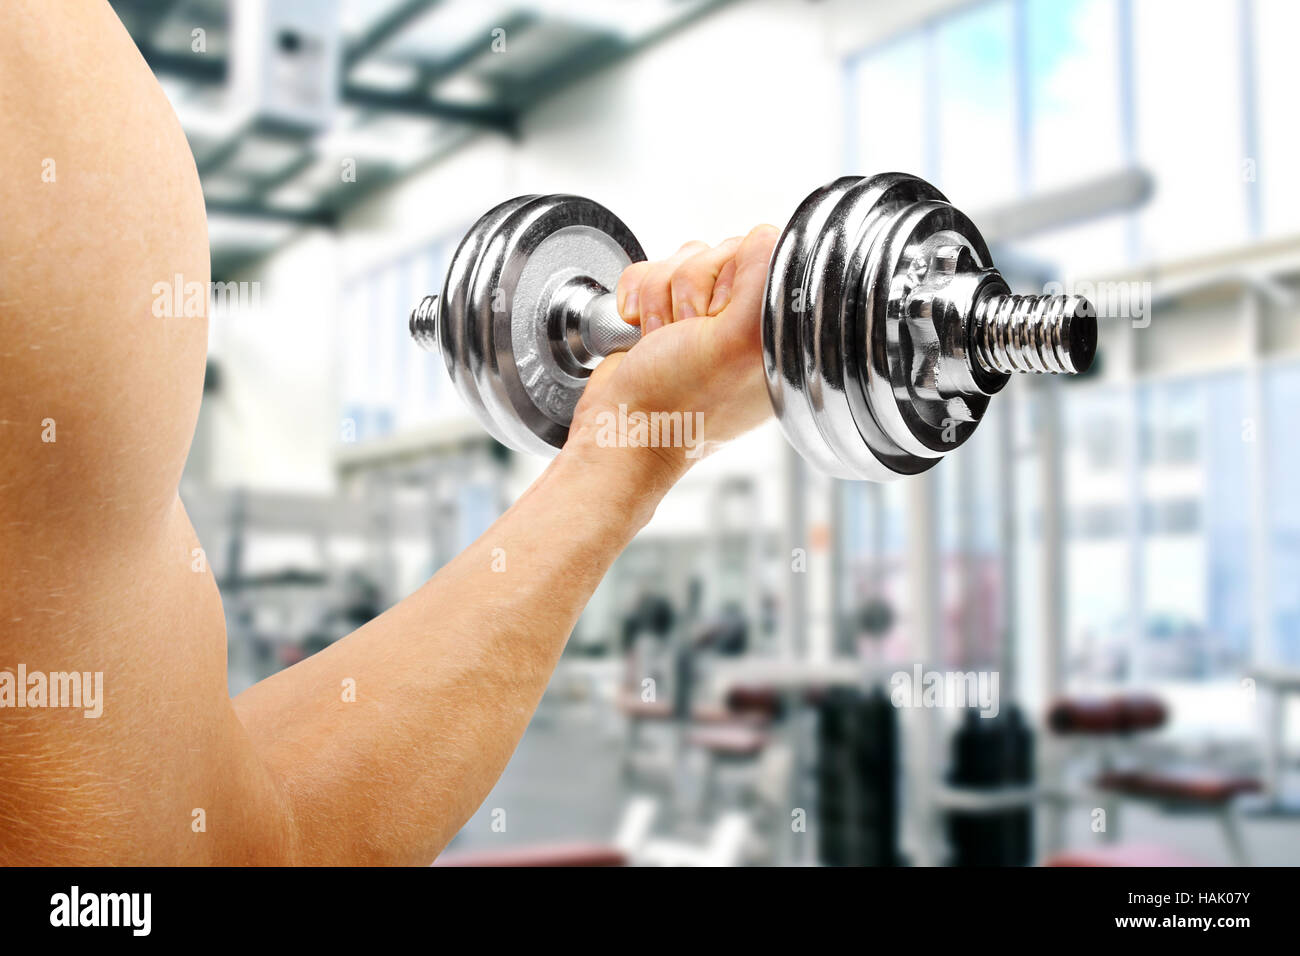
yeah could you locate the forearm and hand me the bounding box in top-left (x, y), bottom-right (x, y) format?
top-left (232, 439), bottom-right (684, 864)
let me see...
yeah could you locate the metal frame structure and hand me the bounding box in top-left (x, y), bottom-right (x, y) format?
top-left (109, 0), bottom-right (737, 268)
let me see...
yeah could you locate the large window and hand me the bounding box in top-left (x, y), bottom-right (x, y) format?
top-left (846, 0), bottom-right (1282, 266)
top-left (1132, 0), bottom-right (1248, 260)
top-left (1254, 0), bottom-right (1300, 238)
top-left (1064, 387), bottom-right (1134, 684)
top-left (1137, 374), bottom-right (1251, 680)
top-left (842, 480), bottom-right (910, 662)
top-left (848, 33), bottom-right (929, 175)
top-left (339, 234), bottom-right (461, 444)
top-left (844, 0), bottom-right (1291, 701)
top-left (934, 0), bottom-right (1018, 207)
top-left (1025, 0), bottom-right (1122, 192)
top-left (1267, 363), bottom-right (1300, 665)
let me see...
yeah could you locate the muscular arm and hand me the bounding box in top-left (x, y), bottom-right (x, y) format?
top-left (0, 0), bottom-right (290, 864)
top-left (1, 0), bottom-right (770, 865)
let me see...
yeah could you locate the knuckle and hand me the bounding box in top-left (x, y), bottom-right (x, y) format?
top-left (670, 263), bottom-right (699, 289)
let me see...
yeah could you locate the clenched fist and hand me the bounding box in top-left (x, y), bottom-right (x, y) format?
top-left (568, 224), bottom-right (780, 474)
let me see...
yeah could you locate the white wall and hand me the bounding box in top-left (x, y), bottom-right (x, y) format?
top-left (207, 229), bottom-right (341, 492)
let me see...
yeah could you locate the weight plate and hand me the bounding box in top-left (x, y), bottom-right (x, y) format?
top-left (843, 176), bottom-right (954, 476)
top-left (440, 195), bottom-right (538, 451)
top-left (762, 177), bottom-right (862, 480)
top-left (805, 174), bottom-right (939, 480)
top-left (464, 195), bottom-right (644, 455)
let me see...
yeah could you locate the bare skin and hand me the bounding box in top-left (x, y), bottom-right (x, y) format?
top-left (0, 0), bottom-right (777, 865)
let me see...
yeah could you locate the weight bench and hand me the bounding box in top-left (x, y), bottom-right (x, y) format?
top-left (619, 691), bottom-right (677, 784)
top-left (1046, 843), bottom-right (1209, 867)
top-left (1047, 694), bottom-right (1260, 866)
top-left (1094, 768), bottom-right (1259, 866)
top-left (686, 724), bottom-right (771, 817)
top-left (432, 843), bottom-right (628, 867)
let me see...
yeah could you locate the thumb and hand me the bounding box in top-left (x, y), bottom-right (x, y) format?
top-left (716, 224), bottom-right (779, 347)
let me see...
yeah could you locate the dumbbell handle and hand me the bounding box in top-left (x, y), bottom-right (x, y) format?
top-left (409, 277), bottom-right (638, 370)
top-left (547, 277), bottom-right (640, 368)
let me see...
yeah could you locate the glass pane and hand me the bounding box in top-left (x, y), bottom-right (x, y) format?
top-left (850, 34), bottom-right (928, 176)
top-left (934, 0), bottom-right (1018, 207)
top-left (843, 480), bottom-right (910, 663)
top-left (936, 403), bottom-right (1009, 670)
top-left (1268, 363), bottom-right (1300, 664)
top-left (1254, 0), bottom-right (1300, 237)
top-left (1133, 0), bottom-right (1247, 260)
top-left (1064, 387), bottom-right (1134, 686)
top-left (1026, 0), bottom-right (1122, 192)
top-left (1137, 374), bottom-right (1251, 679)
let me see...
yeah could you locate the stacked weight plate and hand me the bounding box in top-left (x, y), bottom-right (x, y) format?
top-left (816, 687), bottom-right (901, 867)
top-left (436, 194), bottom-right (645, 455)
top-left (946, 706), bottom-right (1035, 866)
top-left (761, 173), bottom-right (1000, 481)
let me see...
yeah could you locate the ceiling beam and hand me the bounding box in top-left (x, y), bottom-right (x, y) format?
top-left (341, 84), bottom-right (516, 133)
top-left (343, 0), bottom-right (443, 71)
top-left (248, 151), bottom-right (320, 202)
top-left (414, 11), bottom-right (538, 91)
top-left (205, 199), bottom-right (336, 227)
top-left (137, 42), bottom-right (227, 83)
top-left (136, 45), bottom-right (513, 131)
top-left (121, 0), bottom-right (184, 47)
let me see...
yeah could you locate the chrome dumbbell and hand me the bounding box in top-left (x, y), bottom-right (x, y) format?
top-left (410, 173), bottom-right (1096, 480)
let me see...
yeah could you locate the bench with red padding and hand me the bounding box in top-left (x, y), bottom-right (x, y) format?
top-left (1046, 844), bottom-right (1209, 867)
top-left (1096, 768), bottom-right (1261, 805)
top-left (433, 842), bottom-right (627, 867)
top-left (1047, 694), bottom-right (1168, 735)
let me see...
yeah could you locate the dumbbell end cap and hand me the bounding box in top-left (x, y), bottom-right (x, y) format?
top-left (1063, 296), bottom-right (1098, 375)
top-left (410, 294), bottom-right (440, 353)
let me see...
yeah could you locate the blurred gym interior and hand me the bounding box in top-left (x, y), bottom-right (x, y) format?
top-left (117, 0), bottom-right (1300, 866)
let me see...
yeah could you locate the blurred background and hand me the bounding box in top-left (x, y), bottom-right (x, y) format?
top-left (113, 0), bottom-right (1300, 865)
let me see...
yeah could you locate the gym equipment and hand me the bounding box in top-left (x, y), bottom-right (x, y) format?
top-left (1047, 694), bottom-right (1168, 735)
top-left (410, 173), bottom-right (1097, 480)
top-left (816, 687), bottom-right (901, 866)
top-left (945, 706), bottom-right (1035, 866)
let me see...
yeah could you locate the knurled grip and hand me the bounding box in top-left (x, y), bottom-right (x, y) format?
top-left (581, 292), bottom-right (641, 357)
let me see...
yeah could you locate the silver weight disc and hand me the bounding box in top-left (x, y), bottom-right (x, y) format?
top-left (762, 177), bottom-right (863, 480)
top-left (464, 195), bottom-right (644, 455)
top-left (803, 174), bottom-right (941, 480)
top-left (440, 195), bottom-right (539, 450)
top-left (839, 174), bottom-right (950, 477)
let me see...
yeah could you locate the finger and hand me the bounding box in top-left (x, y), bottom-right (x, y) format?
top-left (708, 259), bottom-right (738, 316)
top-left (669, 236), bottom-right (743, 322)
top-left (639, 240), bottom-right (708, 335)
top-left (616, 261), bottom-right (653, 321)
